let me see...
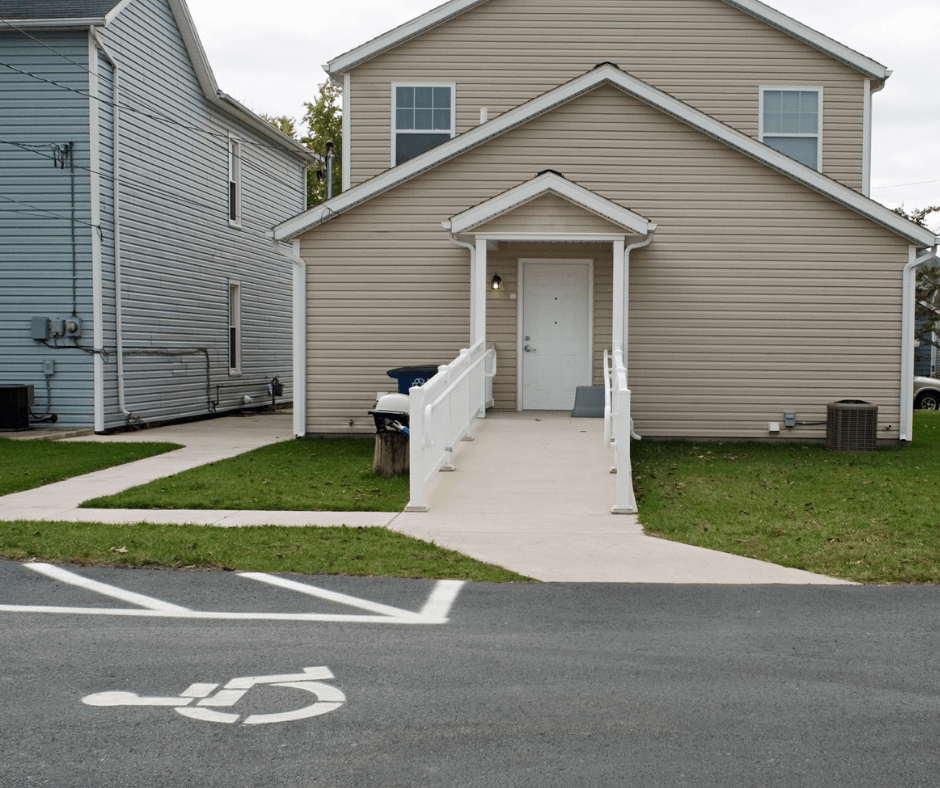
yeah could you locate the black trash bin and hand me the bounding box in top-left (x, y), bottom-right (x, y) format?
top-left (386, 365), bottom-right (441, 394)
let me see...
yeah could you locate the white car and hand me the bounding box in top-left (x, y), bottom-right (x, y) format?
top-left (914, 376), bottom-right (940, 410)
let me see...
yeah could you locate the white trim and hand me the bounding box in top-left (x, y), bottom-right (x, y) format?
top-left (0, 17), bottom-right (107, 27)
top-left (473, 238), bottom-right (488, 346)
top-left (390, 82), bottom-right (456, 168)
top-left (327, 0), bottom-right (888, 80)
top-left (103, 0), bottom-right (136, 25)
top-left (759, 86), bottom-right (823, 173)
top-left (516, 258), bottom-right (594, 411)
top-left (285, 240), bottom-right (307, 438)
top-left (862, 79), bottom-right (872, 197)
top-left (162, 0), bottom-right (316, 162)
top-left (228, 280), bottom-right (242, 375)
top-left (275, 65), bottom-right (934, 248)
top-left (446, 171), bottom-right (655, 235)
top-left (342, 73), bottom-right (351, 192)
top-left (88, 31), bottom-right (105, 433)
top-left (901, 245), bottom-right (940, 442)
top-left (228, 135), bottom-right (242, 227)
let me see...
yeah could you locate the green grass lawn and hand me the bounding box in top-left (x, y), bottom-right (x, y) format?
top-left (0, 521), bottom-right (532, 581)
top-left (633, 411), bottom-right (940, 584)
top-left (0, 438), bottom-right (181, 496)
top-left (82, 438), bottom-right (409, 512)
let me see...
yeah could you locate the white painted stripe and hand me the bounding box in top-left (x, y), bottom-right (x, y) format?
top-left (181, 684), bottom-right (218, 698)
top-left (418, 579), bottom-right (465, 621)
top-left (25, 564), bottom-right (191, 612)
top-left (0, 605), bottom-right (445, 623)
top-left (238, 572), bottom-right (425, 621)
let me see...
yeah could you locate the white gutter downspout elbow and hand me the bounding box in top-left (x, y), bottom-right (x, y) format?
top-left (445, 224), bottom-right (477, 344)
top-left (901, 244), bottom-right (939, 442)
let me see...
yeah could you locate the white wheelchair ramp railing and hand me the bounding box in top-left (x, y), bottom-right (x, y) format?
top-left (406, 341), bottom-right (496, 512)
top-left (604, 344), bottom-right (638, 514)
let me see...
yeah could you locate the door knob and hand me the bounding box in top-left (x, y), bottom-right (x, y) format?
top-left (524, 344), bottom-right (536, 352)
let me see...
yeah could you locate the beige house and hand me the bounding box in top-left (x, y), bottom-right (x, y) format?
top-left (275, 0), bottom-right (938, 475)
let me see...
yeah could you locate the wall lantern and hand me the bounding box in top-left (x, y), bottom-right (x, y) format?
top-left (491, 273), bottom-right (503, 291)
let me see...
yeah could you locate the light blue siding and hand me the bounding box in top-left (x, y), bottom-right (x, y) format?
top-left (0, 32), bottom-right (96, 426)
top-left (1, 0), bottom-right (307, 431)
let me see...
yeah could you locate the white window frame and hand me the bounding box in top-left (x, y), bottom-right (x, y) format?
top-left (759, 86), bottom-right (823, 172)
top-left (390, 82), bottom-right (456, 168)
top-left (228, 280), bottom-right (241, 375)
top-left (228, 135), bottom-right (242, 227)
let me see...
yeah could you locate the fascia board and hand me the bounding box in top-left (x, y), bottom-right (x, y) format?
top-left (724, 0), bottom-right (888, 79)
top-left (275, 65), bottom-right (934, 247)
top-left (327, 0), bottom-right (487, 75)
top-left (327, 0), bottom-right (886, 80)
top-left (164, 0), bottom-right (315, 162)
top-left (448, 172), bottom-right (653, 234)
top-left (217, 93), bottom-right (320, 162)
top-left (1, 18), bottom-right (108, 27)
top-left (104, 0), bottom-right (136, 25)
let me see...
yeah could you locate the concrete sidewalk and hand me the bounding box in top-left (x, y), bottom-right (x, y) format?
top-left (0, 410), bottom-right (852, 584)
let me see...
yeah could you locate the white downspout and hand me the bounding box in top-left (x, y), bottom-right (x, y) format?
top-left (445, 227), bottom-right (477, 345)
top-left (276, 240), bottom-right (307, 438)
top-left (901, 244), bottom-right (939, 442)
top-left (621, 232), bottom-right (655, 389)
top-left (91, 28), bottom-right (130, 421)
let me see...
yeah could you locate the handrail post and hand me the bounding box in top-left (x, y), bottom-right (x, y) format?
top-left (611, 385), bottom-right (637, 514)
top-left (405, 383), bottom-right (429, 512)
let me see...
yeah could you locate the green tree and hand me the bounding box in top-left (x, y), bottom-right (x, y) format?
top-left (261, 114), bottom-right (298, 139)
top-left (895, 205), bottom-right (940, 363)
top-left (302, 81), bottom-right (343, 207)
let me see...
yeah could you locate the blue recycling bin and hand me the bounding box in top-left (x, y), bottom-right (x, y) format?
top-left (386, 365), bottom-right (441, 394)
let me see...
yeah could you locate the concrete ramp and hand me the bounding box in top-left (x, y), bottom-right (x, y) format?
top-left (390, 412), bottom-right (852, 584)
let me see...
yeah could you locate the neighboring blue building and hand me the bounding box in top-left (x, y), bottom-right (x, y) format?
top-left (0, 0), bottom-right (315, 431)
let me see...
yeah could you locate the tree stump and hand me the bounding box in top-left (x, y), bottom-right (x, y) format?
top-left (373, 431), bottom-right (409, 476)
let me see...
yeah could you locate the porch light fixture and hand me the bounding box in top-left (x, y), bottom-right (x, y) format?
top-left (491, 273), bottom-right (503, 291)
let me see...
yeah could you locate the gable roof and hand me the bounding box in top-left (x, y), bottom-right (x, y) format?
top-left (446, 170), bottom-right (656, 236)
top-left (326, 0), bottom-right (888, 81)
top-left (274, 64), bottom-right (936, 248)
top-left (0, 0), bottom-right (316, 162)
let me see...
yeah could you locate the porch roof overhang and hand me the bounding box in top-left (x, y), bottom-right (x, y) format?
top-left (442, 171), bottom-right (656, 238)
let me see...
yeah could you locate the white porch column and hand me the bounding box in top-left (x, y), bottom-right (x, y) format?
top-left (473, 237), bottom-right (488, 346)
top-left (612, 237), bottom-right (625, 355)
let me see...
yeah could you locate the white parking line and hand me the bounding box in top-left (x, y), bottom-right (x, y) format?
top-left (24, 563), bottom-right (191, 612)
top-left (1, 563), bottom-right (464, 624)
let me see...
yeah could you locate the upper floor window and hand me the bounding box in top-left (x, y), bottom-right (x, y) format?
top-left (228, 137), bottom-right (242, 226)
top-left (392, 84), bottom-right (455, 166)
top-left (759, 88), bottom-right (822, 171)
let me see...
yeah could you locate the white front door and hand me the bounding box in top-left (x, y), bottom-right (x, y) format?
top-left (520, 259), bottom-right (592, 410)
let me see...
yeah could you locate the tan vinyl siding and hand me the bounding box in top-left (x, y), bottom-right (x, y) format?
top-left (302, 84), bottom-right (906, 440)
top-left (471, 193), bottom-right (630, 235)
top-left (346, 0), bottom-right (867, 191)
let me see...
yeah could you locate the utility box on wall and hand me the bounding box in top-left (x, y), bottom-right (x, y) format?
top-left (0, 385), bottom-right (32, 430)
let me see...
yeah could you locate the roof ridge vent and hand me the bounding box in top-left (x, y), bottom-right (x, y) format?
top-left (594, 62), bottom-right (620, 70)
top-left (537, 169), bottom-right (565, 178)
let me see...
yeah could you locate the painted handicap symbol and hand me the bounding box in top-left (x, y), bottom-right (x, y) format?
top-left (82, 666), bottom-right (344, 725)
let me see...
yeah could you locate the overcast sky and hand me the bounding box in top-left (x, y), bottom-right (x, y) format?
top-left (187, 0), bottom-right (939, 229)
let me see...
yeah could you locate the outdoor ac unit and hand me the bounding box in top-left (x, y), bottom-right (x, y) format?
top-left (826, 400), bottom-right (878, 452)
top-left (0, 385), bottom-right (32, 430)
